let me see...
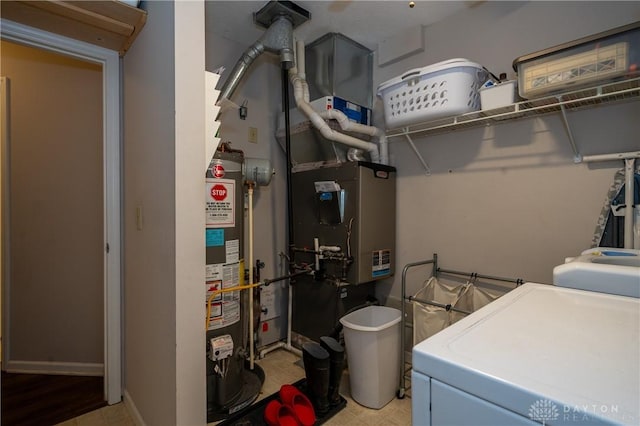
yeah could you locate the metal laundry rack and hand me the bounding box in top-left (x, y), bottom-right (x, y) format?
top-left (398, 253), bottom-right (525, 399)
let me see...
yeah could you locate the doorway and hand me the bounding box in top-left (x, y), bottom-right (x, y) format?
top-left (1, 20), bottom-right (122, 405)
top-left (0, 40), bottom-right (105, 422)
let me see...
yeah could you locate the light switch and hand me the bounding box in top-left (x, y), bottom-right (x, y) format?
top-left (248, 127), bottom-right (258, 143)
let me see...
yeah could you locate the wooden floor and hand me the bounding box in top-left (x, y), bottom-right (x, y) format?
top-left (1, 371), bottom-right (106, 426)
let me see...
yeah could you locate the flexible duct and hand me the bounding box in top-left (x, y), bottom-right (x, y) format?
top-left (289, 40), bottom-right (388, 165)
top-left (219, 15), bottom-right (295, 104)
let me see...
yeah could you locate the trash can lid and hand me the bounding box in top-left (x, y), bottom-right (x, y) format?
top-left (339, 306), bottom-right (401, 332)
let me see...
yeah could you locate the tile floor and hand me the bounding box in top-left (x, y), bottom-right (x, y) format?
top-left (57, 348), bottom-right (411, 426)
top-left (55, 401), bottom-right (135, 426)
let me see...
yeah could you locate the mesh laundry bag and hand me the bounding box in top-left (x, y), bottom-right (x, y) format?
top-left (412, 277), bottom-right (470, 345)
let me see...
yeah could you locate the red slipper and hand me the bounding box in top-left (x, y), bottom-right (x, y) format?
top-left (279, 384), bottom-right (316, 426)
top-left (264, 399), bottom-right (300, 426)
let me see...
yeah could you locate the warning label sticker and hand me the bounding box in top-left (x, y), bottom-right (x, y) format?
top-left (206, 261), bottom-right (241, 331)
top-left (206, 178), bottom-right (235, 228)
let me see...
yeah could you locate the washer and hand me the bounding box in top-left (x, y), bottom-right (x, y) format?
top-left (553, 248), bottom-right (640, 297)
top-left (411, 283), bottom-right (639, 425)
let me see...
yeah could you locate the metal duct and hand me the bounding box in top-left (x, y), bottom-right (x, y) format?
top-left (218, 1), bottom-right (310, 104)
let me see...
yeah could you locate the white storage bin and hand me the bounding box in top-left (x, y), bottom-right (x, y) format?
top-left (513, 22), bottom-right (640, 99)
top-left (340, 306), bottom-right (401, 409)
top-left (479, 80), bottom-right (518, 110)
top-left (377, 58), bottom-right (488, 129)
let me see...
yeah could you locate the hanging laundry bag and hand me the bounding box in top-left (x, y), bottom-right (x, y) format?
top-left (412, 277), bottom-right (470, 345)
top-left (413, 277), bottom-right (502, 346)
top-left (455, 282), bottom-right (500, 312)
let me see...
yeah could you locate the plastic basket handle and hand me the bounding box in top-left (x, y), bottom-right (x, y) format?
top-left (401, 70), bottom-right (422, 86)
top-left (401, 70), bottom-right (421, 80)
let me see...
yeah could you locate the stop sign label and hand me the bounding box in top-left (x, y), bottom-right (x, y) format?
top-left (206, 178), bottom-right (235, 228)
top-left (210, 184), bottom-right (227, 201)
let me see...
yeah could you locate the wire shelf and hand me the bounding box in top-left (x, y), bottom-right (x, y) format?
top-left (386, 76), bottom-right (640, 138)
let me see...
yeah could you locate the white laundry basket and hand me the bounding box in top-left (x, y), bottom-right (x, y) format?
top-left (377, 58), bottom-right (488, 129)
top-left (340, 306), bottom-right (401, 409)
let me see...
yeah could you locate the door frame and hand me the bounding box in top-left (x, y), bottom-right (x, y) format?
top-left (0, 19), bottom-right (122, 405)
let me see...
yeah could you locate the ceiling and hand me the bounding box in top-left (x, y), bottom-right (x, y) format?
top-left (206, 1), bottom-right (474, 50)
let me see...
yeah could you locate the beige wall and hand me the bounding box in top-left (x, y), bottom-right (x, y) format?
top-left (373, 1), bottom-right (640, 301)
top-left (123, 0), bottom-right (178, 422)
top-left (0, 41), bottom-right (104, 365)
top-left (123, 1), bottom-right (206, 424)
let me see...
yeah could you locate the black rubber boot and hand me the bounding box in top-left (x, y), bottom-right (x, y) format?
top-left (320, 336), bottom-right (345, 406)
top-left (302, 342), bottom-right (330, 416)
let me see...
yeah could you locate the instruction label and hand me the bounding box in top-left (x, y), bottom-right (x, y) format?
top-left (206, 261), bottom-right (242, 330)
top-left (372, 249), bottom-right (391, 277)
top-left (225, 239), bottom-right (240, 264)
top-left (206, 178), bottom-right (235, 228)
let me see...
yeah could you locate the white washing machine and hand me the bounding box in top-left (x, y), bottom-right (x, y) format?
top-left (411, 283), bottom-right (639, 425)
top-left (553, 248), bottom-right (640, 298)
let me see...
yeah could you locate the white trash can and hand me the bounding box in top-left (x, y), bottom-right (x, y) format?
top-left (339, 305), bottom-right (401, 409)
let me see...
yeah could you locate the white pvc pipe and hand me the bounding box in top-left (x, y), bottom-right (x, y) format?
top-left (581, 151), bottom-right (640, 162)
top-left (624, 158), bottom-right (635, 249)
top-left (318, 110), bottom-right (389, 165)
top-left (314, 237), bottom-right (320, 271)
top-left (248, 184), bottom-right (255, 369)
top-left (296, 40), bottom-right (309, 103)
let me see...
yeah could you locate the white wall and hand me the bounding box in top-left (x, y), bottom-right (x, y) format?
top-left (123, 1), bottom-right (205, 424)
top-left (174, 1), bottom-right (207, 424)
top-left (373, 1), bottom-right (640, 301)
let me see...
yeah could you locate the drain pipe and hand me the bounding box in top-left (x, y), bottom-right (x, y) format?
top-left (289, 41), bottom-right (382, 164)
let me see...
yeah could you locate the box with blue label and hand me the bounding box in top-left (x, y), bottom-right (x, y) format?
top-left (309, 96), bottom-right (371, 125)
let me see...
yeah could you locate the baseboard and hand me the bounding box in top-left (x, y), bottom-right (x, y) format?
top-left (5, 360), bottom-right (103, 376)
top-left (124, 389), bottom-right (146, 426)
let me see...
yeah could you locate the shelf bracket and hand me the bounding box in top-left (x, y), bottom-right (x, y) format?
top-left (557, 98), bottom-right (582, 163)
top-left (404, 132), bottom-right (431, 175)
